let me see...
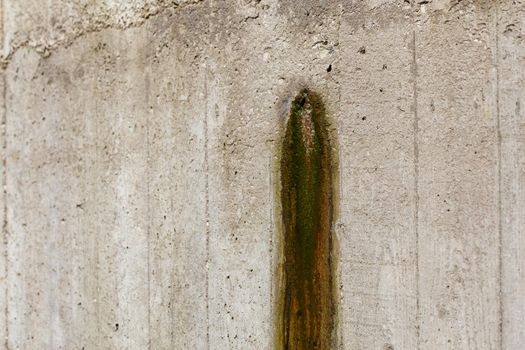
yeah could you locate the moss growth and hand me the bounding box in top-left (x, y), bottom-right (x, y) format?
top-left (279, 89), bottom-right (334, 349)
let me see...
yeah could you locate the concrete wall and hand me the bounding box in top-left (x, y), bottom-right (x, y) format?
top-left (0, 0), bottom-right (523, 349)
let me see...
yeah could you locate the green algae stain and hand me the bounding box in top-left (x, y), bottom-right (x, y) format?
top-left (279, 89), bottom-right (334, 349)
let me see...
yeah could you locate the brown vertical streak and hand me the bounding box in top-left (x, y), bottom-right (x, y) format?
top-left (279, 89), bottom-right (334, 349)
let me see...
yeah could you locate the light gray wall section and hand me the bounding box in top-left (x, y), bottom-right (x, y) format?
top-left (499, 1), bottom-right (525, 349)
top-left (4, 29), bottom-right (154, 348)
top-left (1, 0), bottom-right (6, 346)
top-left (0, 5), bottom-right (6, 343)
top-left (143, 8), bottom-right (209, 349)
top-left (3, 10), bottom-right (213, 349)
top-left (338, 2), bottom-right (417, 349)
top-left (1, 1), bottom-right (525, 349)
top-left (416, 2), bottom-right (500, 348)
top-left (5, 48), bottom-right (93, 348)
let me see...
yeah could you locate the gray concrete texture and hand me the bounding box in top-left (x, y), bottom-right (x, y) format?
top-left (0, 0), bottom-right (523, 349)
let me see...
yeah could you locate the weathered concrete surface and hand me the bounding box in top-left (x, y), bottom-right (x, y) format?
top-left (416, 2), bottom-right (500, 349)
top-left (2, 0), bottom-right (203, 57)
top-left (0, 23), bottom-right (6, 346)
top-left (499, 1), bottom-right (525, 349)
top-left (1, 0), bottom-right (524, 349)
top-left (338, 3), bottom-right (417, 349)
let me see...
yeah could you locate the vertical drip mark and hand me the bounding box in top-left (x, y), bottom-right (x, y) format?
top-left (279, 89), bottom-right (334, 349)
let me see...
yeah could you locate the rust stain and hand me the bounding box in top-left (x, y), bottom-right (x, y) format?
top-left (279, 89), bottom-right (334, 349)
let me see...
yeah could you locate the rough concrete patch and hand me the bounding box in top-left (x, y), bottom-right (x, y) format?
top-left (2, 0), bottom-right (204, 61)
